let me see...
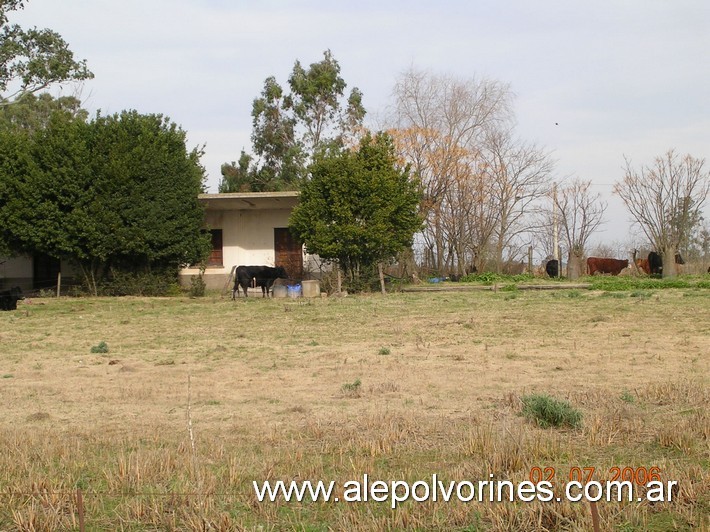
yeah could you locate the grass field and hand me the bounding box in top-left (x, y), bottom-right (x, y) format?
top-left (0, 284), bottom-right (708, 530)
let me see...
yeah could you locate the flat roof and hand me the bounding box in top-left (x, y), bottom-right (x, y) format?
top-left (199, 191), bottom-right (299, 211)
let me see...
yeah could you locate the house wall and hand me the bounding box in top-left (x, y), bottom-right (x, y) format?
top-left (180, 207), bottom-right (300, 290)
top-left (0, 255), bottom-right (78, 292)
top-left (0, 256), bottom-right (33, 291)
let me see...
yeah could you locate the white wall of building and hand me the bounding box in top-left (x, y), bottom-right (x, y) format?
top-left (180, 207), bottom-right (302, 290)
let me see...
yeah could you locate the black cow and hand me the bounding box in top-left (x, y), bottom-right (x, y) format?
top-left (232, 265), bottom-right (288, 299)
top-left (648, 252), bottom-right (662, 275)
top-left (647, 251), bottom-right (684, 276)
top-left (545, 259), bottom-right (559, 278)
top-left (0, 286), bottom-right (24, 311)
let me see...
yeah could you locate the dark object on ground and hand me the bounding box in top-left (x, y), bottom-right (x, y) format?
top-left (0, 286), bottom-right (24, 310)
top-left (545, 260), bottom-right (559, 278)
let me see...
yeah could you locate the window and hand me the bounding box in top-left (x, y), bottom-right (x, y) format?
top-left (207, 229), bottom-right (223, 267)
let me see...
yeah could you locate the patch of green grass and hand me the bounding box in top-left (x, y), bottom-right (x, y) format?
top-left (378, 347), bottom-right (391, 355)
top-left (630, 290), bottom-right (653, 298)
top-left (499, 283), bottom-right (519, 292)
top-left (341, 378), bottom-right (362, 396)
top-left (585, 276), bottom-right (700, 291)
top-left (90, 341), bottom-right (109, 354)
top-left (620, 390), bottom-right (635, 403)
top-left (521, 394), bottom-right (583, 429)
top-left (460, 272), bottom-right (535, 285)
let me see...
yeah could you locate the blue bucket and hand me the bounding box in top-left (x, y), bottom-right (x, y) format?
top-left (287, 284), bottom-right (302, 298)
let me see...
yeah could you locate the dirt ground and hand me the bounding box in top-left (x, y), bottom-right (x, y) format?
top-left (0, 289), bottom-right (708, 529)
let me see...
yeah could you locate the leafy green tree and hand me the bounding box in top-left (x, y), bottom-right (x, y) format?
top-left (0, 109), bottom-right (210, 294)
top-left (287, 49), bottom-right (365, 156)
top-left (1, 0), bottom-right (93, 104)
top-left (220, 50), bottom-right (365, 192)
top-left (289, 132), bottom-right (422, 290)
top-left (0, 92), bottom-right (86, 131)
top-left (219, 149), bottom-right (254, 193)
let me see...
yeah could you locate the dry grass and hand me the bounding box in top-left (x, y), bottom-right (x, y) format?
top-left (0, 288), bottom-right (708, 530)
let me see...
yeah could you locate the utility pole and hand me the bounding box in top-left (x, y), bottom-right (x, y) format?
top-left (552, 182), bottom-right (559, 277)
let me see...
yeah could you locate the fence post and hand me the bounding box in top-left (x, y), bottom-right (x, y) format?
top-left (76, 488), bottom-right (85, 532)
top-left (528, 246), bottom-right (533, 273)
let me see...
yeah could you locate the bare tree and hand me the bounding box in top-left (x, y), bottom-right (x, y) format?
top-left (614, 150), bottom-right (710, 277)
top-left (481, 128), bottom-right (554, 272)
top-left (554, 179), bottom-right (607, 279)
top-left (388, 68), bottom-right (512, 273)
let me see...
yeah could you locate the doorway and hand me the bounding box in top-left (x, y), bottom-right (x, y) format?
top-left (274, 228), bottom-right (303, 279)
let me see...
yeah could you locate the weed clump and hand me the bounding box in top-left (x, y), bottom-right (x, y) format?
top-left (341, 378), bottom-right (362, 397)
top-left (90, 341), bottom-right (109, 354)
top-left (189, 273), bottom-right (206, 297)
top-left (521, 394), bottom-right (582, 429)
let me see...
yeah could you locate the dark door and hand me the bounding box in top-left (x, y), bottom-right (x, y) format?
top-left (207, 229), bottom-right (223, 267)
top-left (33, 253), bottom-right (61, 290)
top-left (274, 228), bottom-right (303, 280)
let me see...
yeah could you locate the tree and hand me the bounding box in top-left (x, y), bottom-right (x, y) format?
top-left (219, 150), bottom-right (254, 193)
top-left (220, 50), bottom-right (365, 192)
top-left (0, 109), bottom-right (210, 293)
top-left (288, 132), bottom-right (422, 291)
top-left (481, 128), bottom-right (553, 272)
top-left (1, 0), bottom-right (93, 104)
top-left (287, 49), bottom-right (365, 156)
top-left (614, 150), bottom-right (710, 277)
top-left (553, 179), bottom-right (607, 279)
top-left (0, 92), bottom-right (86, 131)
top-left (387, 68), bottom-right (513, 274)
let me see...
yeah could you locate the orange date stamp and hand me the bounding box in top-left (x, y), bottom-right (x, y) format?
top-left (529, 466), bottom-right (663, 486)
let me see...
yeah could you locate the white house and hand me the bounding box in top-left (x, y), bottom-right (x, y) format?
top-left (179, 191), bottom-right (319, 291)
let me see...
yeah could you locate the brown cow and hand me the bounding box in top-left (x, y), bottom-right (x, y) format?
top-left (587, 257), bottom-right (629, 276)
top-left (635, 258), bottom-right (651, 275)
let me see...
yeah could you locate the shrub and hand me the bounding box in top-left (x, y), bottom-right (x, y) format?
top-left (101, 268), bottom-right (181, 296)
top-left (341, 378), bottom-right (362, 397)
top-left (521, 394), bottom-right (582, 429)
top-left (189, 270), bottom-right (206, 298)
top-left (90, 341), bottom-right (109, 354)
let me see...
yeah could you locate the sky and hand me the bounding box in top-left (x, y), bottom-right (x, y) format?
top-left (10, 0), bottom-right (710, 252)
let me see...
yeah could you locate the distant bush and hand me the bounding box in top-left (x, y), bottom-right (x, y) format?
top-left (100, 268), bottom-right (181, 296)
top-left (521, 394), bottom-right (582, 429)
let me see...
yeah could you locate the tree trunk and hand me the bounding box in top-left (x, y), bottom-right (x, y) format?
top-left (567, 250), bottom-right (584, 280)
top-left (661, 246), bottom-right (677, 278)
top-left (378, 263), bottom-right (386, 295)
